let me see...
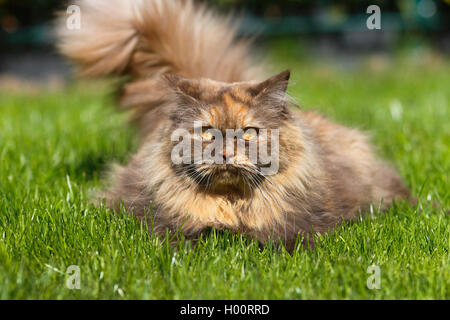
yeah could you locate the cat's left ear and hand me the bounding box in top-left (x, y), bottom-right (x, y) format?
top-left (248, 70), bottom-right (291, 118)
top-left (248, 70), bottom-right (290, 99)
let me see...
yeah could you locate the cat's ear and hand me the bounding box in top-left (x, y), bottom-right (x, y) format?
top-left (248, 70), bottom-right (292, 118)
top-left (163, 74), bottom-right (201, 104)
top-left (248, 70), bottom-right (290, 99)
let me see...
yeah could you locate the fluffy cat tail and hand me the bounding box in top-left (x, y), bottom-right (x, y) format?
top-left (56, 0), bottom-right (259, 82)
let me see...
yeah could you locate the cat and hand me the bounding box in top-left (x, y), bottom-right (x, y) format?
top-left (57, 0), bottom-right (411, 251)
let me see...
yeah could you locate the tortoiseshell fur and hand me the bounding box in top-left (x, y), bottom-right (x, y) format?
top-left (58, 0), bottom-right (410, 251)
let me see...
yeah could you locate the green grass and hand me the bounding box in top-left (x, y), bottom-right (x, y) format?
top-left (0, 41), bottom-right (449, 299)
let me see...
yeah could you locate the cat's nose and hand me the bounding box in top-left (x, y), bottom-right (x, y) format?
top-left (222, 144), bottom-right (236, 160)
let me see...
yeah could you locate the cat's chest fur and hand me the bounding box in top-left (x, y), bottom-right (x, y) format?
top-left (157, 188), bottom-right (287, 234)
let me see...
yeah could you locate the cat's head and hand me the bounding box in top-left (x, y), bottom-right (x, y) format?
top-left (165, 70), bottom-right (300, 195)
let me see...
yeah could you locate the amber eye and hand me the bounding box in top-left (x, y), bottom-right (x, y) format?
top-left (201, 127), bottom-right (215, 141)
top-left (242, 127), bottom-right (259, 141)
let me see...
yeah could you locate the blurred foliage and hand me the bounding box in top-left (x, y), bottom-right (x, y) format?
top-left (0, 0), bottom-right (448, 45)
top-left (0, 0), bottom-right (449, 28)
top-left (0, 0), bottom-right (63, 29)
top-left (209, 0), bottom-right (400, 15)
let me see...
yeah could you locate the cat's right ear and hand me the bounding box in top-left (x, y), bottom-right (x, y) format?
top-left (163, 74), bottom-right (182, 89)
top-left (163, 74), bottom-right (201, 104)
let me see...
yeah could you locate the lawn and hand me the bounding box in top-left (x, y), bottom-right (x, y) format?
top-left (0, 40), bottom-right (448, 299)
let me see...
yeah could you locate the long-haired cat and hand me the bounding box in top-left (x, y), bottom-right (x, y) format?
top-left (57, 0), bottom-right (410, 251)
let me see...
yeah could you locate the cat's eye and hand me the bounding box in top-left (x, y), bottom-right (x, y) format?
top-left (242, 127), bottom-right (259, 141)
top-left (201, 127), bottom-right (215, 141)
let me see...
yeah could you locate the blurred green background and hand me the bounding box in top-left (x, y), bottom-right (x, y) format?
top-left (0, 0), bottom-right (449, 42)
top-left (1, 0), bottom-right (450, 36)
top-left (0, 0), bottom-right (449, 86)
